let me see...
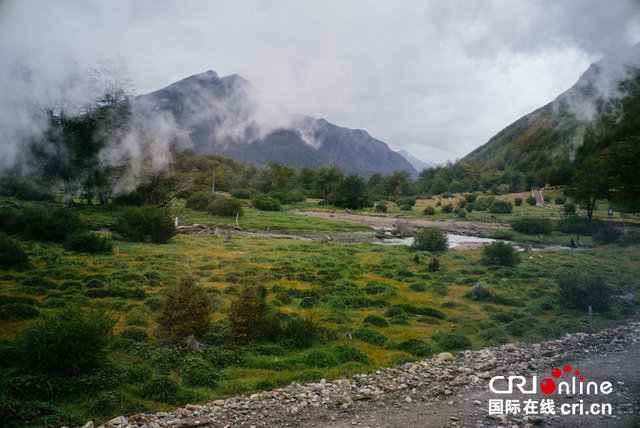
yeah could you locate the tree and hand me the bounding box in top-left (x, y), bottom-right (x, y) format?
top-left (601, 137), bottom-right (640, 212)
top-left (228, 285), bottom-right (270, 343)
top-left (157, 278), bottom-right (215, 343)
top-left (568, 157), bottom-right (611, 218)
top-left (412, 227), bottom-right (448, 252)
top-left (314, 162), bottom-right (344, 205)
top-left (334, 173), bottom-right (367, 208)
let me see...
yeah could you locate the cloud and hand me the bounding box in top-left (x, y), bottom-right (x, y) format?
top-left (0, 0), bottom-right (639, 165)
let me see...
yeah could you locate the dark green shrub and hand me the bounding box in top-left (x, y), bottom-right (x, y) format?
top-left (396, 197), bottom-right (416, 207)
top-left (185, 191), bottom-right (217, 211)
top-left (252, 195), bottom-right (281, 211)
top-left (63, 232), bottom-right (113, 254)
top-left (119, 326), bottom-right (149, 342)
top-left (423, 206), bottom-right (436, 215)
top-left (41, 298), bottom-right (67, 308)
top-left (412, 227), bottom-right (448, 252)
top-left (231, 188), bottom-right (252, 199)
top-left (301, 349), bottom-right (338, 368)
top-left (18, 305), bottom-right (116, 375)
top-left (409, 282), bottom-right (427, 292)
top-left (555, 195), bottom-right (567, 204)
top-left (141, 376), bottom-right (180, 402)
top-left (564, 201), bottom-right (577, 213)
top-left (364, 314), bottom-right (390, 327)
top-left (514, 198), bottom-right (523, 206)
top-left (0, 174), bottom-right (53, 201)
top-left (555, 216), bottom-right (611, 236)
top-left (0, 233), bottom-right (30, 270)
top-left (397, 338), bottom-right (435, 357)
top-left (441, 204), bottom-right (453, 213)
top-left (354, 327), bottom-right (388, 346)
top-left (112, 207), bottom-right (177, 244)
top-left (22, 276), bottom-right (57, 290)
top-left (488, 293), bottom-right (526, 307)
top-left (0, 303), bottom-right (39, 320)
top-left (557, 270), bottom-right (612, 311)
top-left (180, 355), bottom-right (219, 387)
top-left (526, 195), bottom-right (537, 206)
top-left (474, 196), bottom-right (495, 211)
top-left (157, 278), bottom-right (215, 343)
top-left (457, 210), bottom-right (466, 219)
top-left (277, 315), bottom-right (321, 349)
top-left (400, 204), bottom-right (412, 211)
top-left (364, 281), bottom-right (389, 295)
top-left (505, 317), bottom-right (541, 337)
top-left (490, 310), bottom-right (524, 323)
top-left (464, 281), bottom-right (491, 301)
top-left (394, 304), bottom-right (447, 319)
top-left (207, 197), bottom-right (244, 217)
top-left (331, 344), bottom-right (370, 364)
top-left (480, 242), bottom-right (520, 267)
top-left (428, 256), bottom-right (440, 272)
top-left (616, 230), bottom-right (640, 246)
top-left (465, 193), bottom-right (479, 203)
top-left (489, 201), bottom-right (513, 213)
top-left (491, 230), bottom-right (516, 240)
top-left (438, 334), bottom-right (472, 351)
top-left (0, 206), bottom-right (85, 243)
top-left (480, 328), bottom-right (509, 345)
top-left (510, 217), bottom-right (553, 235)
top-left (594, 227), bottom-right (622, 245)
top-left (376, 203), bottom-right (388, 213)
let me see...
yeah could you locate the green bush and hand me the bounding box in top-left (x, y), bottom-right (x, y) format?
top-left (301, 349), bottom-right (338, 368)
top-left (207, 197), bottom-right (244, 217)
top-left (423, 206), bottom-right (436, 215)
top-left (364, 314), bottom-right (390, 327)
top-left (400, 204), bottom-right (412, 211)
top-left (438, 334), bottom-right (472, 352)
top-left (180, 355), bottom-right (219, 387)
top-left (557, 270), bottom-right (612, 311)
top-left (480, 328), bottom-right (509, 345)
top-left (354, 327), bottom-right (388, 346)
top-left (63, 232), bottom-right (113, 254)
top-left (230, 188), bottom-right (252, 199)
top-left (18, 304), bottom-right (116, 375)
top-left (555, 195), bottom-right (567, 204)
top-left (396, 197), bottom-right (416, 207)
top-left (505, 317), bottom-right (541, 337)
top-left (141, 376), bottom-right (180, 403)
top-left (0, 233), bottom-right (29, 270)
top-left (119, 326), bottom-right (149, 342)
top-left (409, 282), bottom-right (427, 292)
top-left (489, 201), bottom-right (513, 213)
top-left (441, 204), bottom-right (453, 213)
top-left (185, 191), bottom-right (217, 211)
top-left (364, 281), bottom-right (390, 295)
top-left (157, 278), bottom-right (215, 343)
top-left (112, 207), bottom-right (177, 244)
top-left (474, 197), bottom-right (495, 211)
top-left (464, 281), bottom-right (491, 301)
top-left (491, 230), bottom-right (516, 240)
top-left (0, 206), bottom-right (85, 243)
top-left (412, 227), bottom-right (448, 252)
top-left (510, 217), bottom-right (553, 235)
top-left (22, 276), bottom-right (57, 290)
top-left (331, 344), bottom-right (370, 364)
top-left (563, 201), bottom-right (577, 213)
top-left (555, 216), bottom-right (611, 236)
top-left (526, 195), bottom-right (537, 206)
top-left (276, 315), bottom-right (321, 349)
top-left (376, 203), bottom-right (388, 213)
top-left (514, 198), bottom-right (523, 206)
top-left (480, 241), bottom-right (520, 267)
top-left (594, 227), bottom-right (622, 245)
top-left (252, 195), bottom-right (281, 211)
top-left (465, 193), bottom-right (479, 203)
top-left (0, 303), bottom-right (39, 320)
top-left (397, 338), bottom-right (434, 357)
top-left (0, 174), bottom-right (53, 201)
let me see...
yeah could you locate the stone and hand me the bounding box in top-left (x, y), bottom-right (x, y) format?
top-left (503, 344), bottom-right (519, 352)
top-left (108, 416), bottom-right (128, 425)
top-left (405, 396), bottom-right (412, 403)
top-left (82, 422), bottom-right (94, 428)
top-left (437, 352), bottom-right (456, 361)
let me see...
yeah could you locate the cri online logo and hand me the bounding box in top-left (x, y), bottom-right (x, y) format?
top-left (489, 365), bottom-right (613, 395)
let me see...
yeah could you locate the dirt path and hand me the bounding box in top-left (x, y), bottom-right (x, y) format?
top-left (293, 211), bottom-right (506, 237)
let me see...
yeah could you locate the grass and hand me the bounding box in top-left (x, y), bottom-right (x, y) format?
top-left (1, 197), bottom-right (639, 426)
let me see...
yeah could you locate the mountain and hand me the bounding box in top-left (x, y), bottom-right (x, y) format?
top-left (133, 70), bottom-right (416, 177)
top-left (397, 149), bottom-right (435, 172)
top-left (462, 43), bottom-right (640, 181)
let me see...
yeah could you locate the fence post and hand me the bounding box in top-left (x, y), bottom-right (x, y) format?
top-left (588, 306), bottom-right (593, 348)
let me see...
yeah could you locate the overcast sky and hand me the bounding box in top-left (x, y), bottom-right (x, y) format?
top-left (1, 0), bottom-right (639, 164)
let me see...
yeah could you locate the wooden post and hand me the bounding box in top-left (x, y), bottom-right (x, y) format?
top-left (589, 306), bottom-right (593, 348)
top-left (211, 169), bottom-right (215, 193)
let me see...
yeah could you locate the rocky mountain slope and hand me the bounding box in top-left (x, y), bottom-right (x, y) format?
top-left (133, 70), bottom-right (416, 177)
top-left (462, 44), bottom-right (640, 177)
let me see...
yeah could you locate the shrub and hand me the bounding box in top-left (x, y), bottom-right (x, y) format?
top-left (505, 317), bottom-right (541, 337)
top-left (563, 201), bottom-right (577, 213)
top-left (18, 305), bottom-right (116, 375)
top-left (526, 195), bottom-right (537, 206)
top-left (491, 230), bottom-right (516, 240)
top-left (594, 227), bottom-right (622, 245)
top-left (228, 284), bottom-right (269, 343)
top-left (120, 326), bottom-right (149, 342)
top-left (480, 328), bottom-right (509, 345)
top-left (441, 204), bottom-right (453, 213)
top-left (185, 191), bottom-right (217, 211)
top-left (474, 197), bottom-right (495, 211)
top-left (0, 174), bottom-right (53, 201)
top-left (428, 256), bottom-right (440, 272)
top-left (514, 198), bottom-right (523, 206)
top-left (400, 204), bottom-right (412, 211)
top-left (0, 303), bottom-right (39, 320)
top-left (423, 206), bottom-right (436, 215)
top-left (275, 315), bottom-right (320, 349)
top-left (438, 334), bottom-right (472, 352)
top-left (557, 270), bottom-right (612, 311)
top-left (157, 278), bottom-right (215, 343)
top-left (364, 314), bottom-right (390, 327)
top-left (63, 232), bottom-right (113, 254)
top-left (354, 327), bottom-right (388, 346)
top-left (555, 216), bottom-right (611, 236)
top-left (301, 349), bottom-right (338, 368)
top-left (510, 217), bottom-right (553, 235)
top-left (396, 197), bottom-right (416, 207)
top-left (112, 207), bottom-right (177, 244)
top-left (141, 376), bottom-right (180, 402)
top-left (180, 355), bottom-right (219, 387)
top-left (464, 281), bottom-right (491, 301)
top-left (376, 203), bottom-right (388, 213)
top-left (0, 206), bottom-right (85, 243)
top-left (409, 282), bottom-right (427, 292)
top-left (489, 201), bottom-right (513, 214)
top-left (397, 338), bottom-right (434, 357)
top-left (252, 195), bottom-right (281, 211)
top-left (364, 281), bottom-right (389, 295)
top-left (207, 197), bottom-right (244, 217)
top-left (230, 188), bottom-right (252, 199)
top-left (0, 233), bottom-right (29, 270)
top-left (412, 228), bottom-right (448, 252)
top-left (22, 276), bottom-right (57, 289)
top-left (480, 242), bottom-right (520, 267)
top-left (331, 344), bottom-right (370, 364)
top-left (465, 194), bottom-right (479, 203)
top-left (555, 195), bottom-right (567, 204)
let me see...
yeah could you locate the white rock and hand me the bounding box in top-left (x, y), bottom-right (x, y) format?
top-left (108, 416), bottom-right (128, 425)
top-left (405, 396), bottom-right (412, 403)
top-left (81, 422), bottom-right (94, 428)
top-left (437, 352), bottom-right (456, 361)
